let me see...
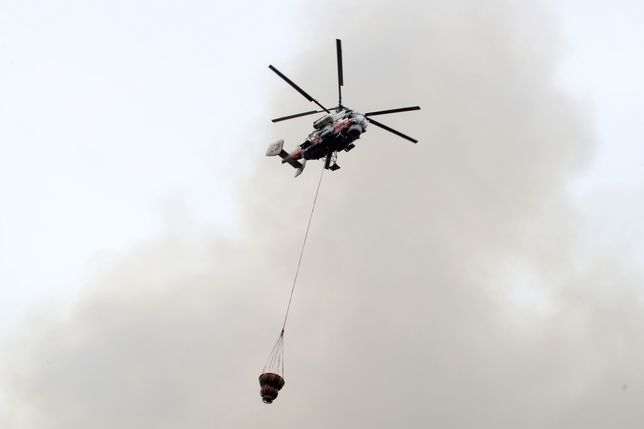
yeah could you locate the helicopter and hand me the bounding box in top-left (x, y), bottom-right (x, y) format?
top-left (266, 39), bottom-right (421, 177)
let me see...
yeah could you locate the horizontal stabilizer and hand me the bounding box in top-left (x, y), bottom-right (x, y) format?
top-left (277, 150), bottom-right (304, 171)
top-left (285, 158), bottom-right (303, 170)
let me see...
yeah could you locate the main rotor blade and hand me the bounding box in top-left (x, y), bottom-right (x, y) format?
top-left (268, 65), bottom-right (329, 113)
top-left (271, 110), bottom-right (322, 123)
top-left (364, 106), bottom-right (421, 116)
top-left (368, 118), bottom-right (418, 143)
top-left (336, 39), bottom-right (344, 107)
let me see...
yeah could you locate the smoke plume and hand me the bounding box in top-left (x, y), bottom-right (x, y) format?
top-left (3, 1), bottom-right (643, 428)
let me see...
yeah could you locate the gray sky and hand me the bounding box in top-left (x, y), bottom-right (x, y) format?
top-left (1, 0), bottom-right (644, 428)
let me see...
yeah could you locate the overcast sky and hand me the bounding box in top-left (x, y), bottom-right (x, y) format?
top-left (1, 0), bottom-right (644, 428)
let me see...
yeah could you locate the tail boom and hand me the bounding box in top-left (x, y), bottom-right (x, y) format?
top-left (266, 139), bottom-right (306, 177)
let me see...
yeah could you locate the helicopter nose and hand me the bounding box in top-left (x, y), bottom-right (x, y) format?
top-left (347, 124), bottom-right (362, 138)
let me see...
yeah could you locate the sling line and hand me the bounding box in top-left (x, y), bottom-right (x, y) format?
top-left (280, 164), bottom-right (325, 334)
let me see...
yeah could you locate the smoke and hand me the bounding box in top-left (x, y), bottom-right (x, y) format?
top-left (3, 1), bottom-right (644, 428)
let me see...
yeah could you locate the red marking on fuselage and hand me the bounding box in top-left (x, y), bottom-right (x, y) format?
top-left (334, 120), bottom-right (353, 134)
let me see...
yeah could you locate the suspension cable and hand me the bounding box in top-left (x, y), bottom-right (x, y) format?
top-left (281, 164), bottom-right (325, 333)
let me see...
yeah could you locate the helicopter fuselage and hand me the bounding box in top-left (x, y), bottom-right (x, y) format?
top-left (283, 110), bottom-right (368, 164)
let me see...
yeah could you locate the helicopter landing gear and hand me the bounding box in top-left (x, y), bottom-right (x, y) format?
top-left (324, 151), bottom-right (340, 171)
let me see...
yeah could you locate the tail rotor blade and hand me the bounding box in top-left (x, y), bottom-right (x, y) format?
top-left (368, 118), bottom-right (418, 143)
top-left (364, 106), bottom-right (421, 116)
top-left (268, 65), bottom-right (329, 113)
